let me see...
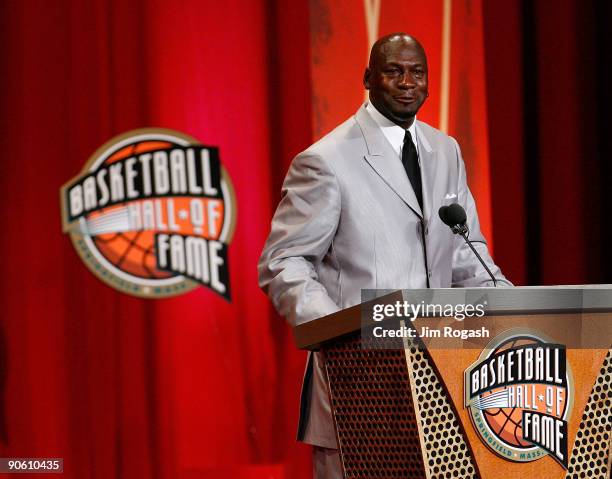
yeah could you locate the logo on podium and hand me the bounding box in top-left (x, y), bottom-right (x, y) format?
top-left (465, 331), bottom-right (574, 468)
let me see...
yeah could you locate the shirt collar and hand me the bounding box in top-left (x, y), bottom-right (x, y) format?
top-left (365, 101), bottom-right (418, 157)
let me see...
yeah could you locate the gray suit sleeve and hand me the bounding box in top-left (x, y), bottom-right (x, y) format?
top-left (450, 138), bottom-right (512, 287)
top-left (258, 152), bottom-right (342, 325)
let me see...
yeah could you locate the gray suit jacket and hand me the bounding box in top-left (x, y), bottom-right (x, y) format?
top-left (258, 104), bottom-right (510, 448)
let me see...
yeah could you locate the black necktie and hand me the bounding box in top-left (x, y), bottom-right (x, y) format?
top-left (402, 130), bottom-right (423, 210)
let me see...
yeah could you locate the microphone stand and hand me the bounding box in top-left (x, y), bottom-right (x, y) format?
top-left (454, 224), bottom-right (498, 287)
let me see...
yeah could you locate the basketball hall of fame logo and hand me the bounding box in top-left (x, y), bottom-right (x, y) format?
top-left (464, 331), bottom-right (574, 468)
top-left (60, 128), bottom-right (236, 299)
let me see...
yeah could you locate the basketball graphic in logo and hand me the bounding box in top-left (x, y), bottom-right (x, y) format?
top-left (465, 331), bottom-right (573, 468)
top-left (480, 337), bottom-right (569, 449)
top-left (60, 128), bottom-right (236, 299)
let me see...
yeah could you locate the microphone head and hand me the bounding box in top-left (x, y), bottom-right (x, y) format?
top-left (438, 205), bottom-right (450, 225)
top-left (438, 203), bottom-right (467, 227)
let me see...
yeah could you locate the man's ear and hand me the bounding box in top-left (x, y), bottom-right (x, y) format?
top-left (363, 67), bottom-right (371, 90)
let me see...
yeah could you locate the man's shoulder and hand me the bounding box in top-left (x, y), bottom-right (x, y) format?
top-left (415, 120), bottom-right (458, 150)
top-left (298, 113), bottom-right (364, 161)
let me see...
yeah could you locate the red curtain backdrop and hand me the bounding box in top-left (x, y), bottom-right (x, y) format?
top-left (0, 1), bottom-right (311, 478)
top-left (0, 1), bottom-right (610, 478)
top-left (484, 0), bottom-right (612, 286)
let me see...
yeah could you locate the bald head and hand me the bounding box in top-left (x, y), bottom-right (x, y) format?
top-left (368, 33), bottom-right (426, 70)
top-left (364, 33), bottom-right (429, 128)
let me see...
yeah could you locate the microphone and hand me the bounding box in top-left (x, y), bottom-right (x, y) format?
top-left (438, 204), bottom-right (498, 287)
top-left (439, 203), bottom-right (467, 235)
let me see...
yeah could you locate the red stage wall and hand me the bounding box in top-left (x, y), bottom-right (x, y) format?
top-left (0, 1), bottom-right (311, 477)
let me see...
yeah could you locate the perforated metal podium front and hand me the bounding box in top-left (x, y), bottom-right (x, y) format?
top-left (323, 332), bottom-right (480, 479)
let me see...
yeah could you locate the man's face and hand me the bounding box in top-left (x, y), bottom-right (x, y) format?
top-left (364, 40), bottom-right (429, 128)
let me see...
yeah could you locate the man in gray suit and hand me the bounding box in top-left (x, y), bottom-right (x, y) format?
top-left (258, 33), bottom-right (510, 478)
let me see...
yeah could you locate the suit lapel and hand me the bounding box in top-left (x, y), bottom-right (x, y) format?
top-left (355, 105), bottom-right (423, 218)
top-left (415, 121), bottom-right (438, 224)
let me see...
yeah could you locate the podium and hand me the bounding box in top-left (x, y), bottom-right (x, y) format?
top-left (294, 287), bottom-right (612, 479)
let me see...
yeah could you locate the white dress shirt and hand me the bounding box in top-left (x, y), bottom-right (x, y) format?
top-left (365, 101), bottom-right (420, 163)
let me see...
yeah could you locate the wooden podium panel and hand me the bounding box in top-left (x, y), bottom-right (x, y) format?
top-left (323, 331), bottom-right (610, 478)
top-left (297, 289), bottom-right (612, 479)
top-left (427, 346), bottom-right (610, 478)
